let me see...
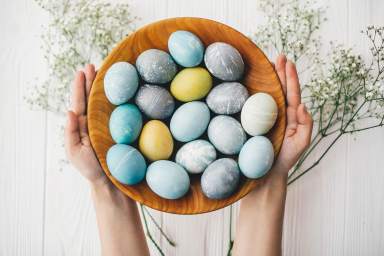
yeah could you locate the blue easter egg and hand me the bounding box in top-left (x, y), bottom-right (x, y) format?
top-left (208, 115), bottom-right (246, 155)
top-left (168, 30), bottom-right (204, 67)
top-left (106, 144), bottom-right (147, 185)
top-left (170, 101), bottom-right (210, 142)
top-left (104, 62), bottom-right (139, 105)
top-left (238, 136), bottom-right (275, 179)
top-left (136, 49), bottom-right (177, 84)
top-left (109, 104), bottom-right (142, 144)
top-left (146, 160), bottom-right (190, 199)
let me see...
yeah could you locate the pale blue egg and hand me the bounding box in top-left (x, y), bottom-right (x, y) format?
top-left (109, 104), bottom-right (142, 144)
top-left (208, 115), bottom-right (246, 155)
top-left (146, 160), bottom-right (190, 199)
top-left (168, 30), bottom-right (204, 67)
top-left (238, 136), bottom-right (274, 179)
top-left (104, 62), bottom-right (139, 105)
top-left (201, 158), bottom-right (240, 199)
top-left (106, 144), bottom-right (147, 185)
top-left (175, 140), bottom-right (216, 174)
top-left (136, 49), bottom-right (177, 84)
top-left (170, 101), bottom-right (210, 142)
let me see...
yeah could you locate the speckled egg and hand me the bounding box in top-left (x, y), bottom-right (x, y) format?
top-left (135, 84), bottom-right (175, 119)
top-left (109, 104), bottom-right (142, 144)
top-left (106, 144), bottom-right (146, 185)
top-left (170, 67), bottom-right (212, 102)
top-left (146, 160), bottom-right (190, 200)
top-left (206, 82), bottom-right (249, 114)
top-left (168, 30), bottom-right (204, 67)
top-left (201, 158), bottom-right (240, 199)
top-left (170, 101), bottom-right (210, 142)
top-left (241, 92), bottom-right (278, 136)
top-left (204, 42), bottom-right (244, 81)
top-left (239, 136), bottom-right (274, 179)
top-left (136, 49), bottom-right (177, 84)
top-left (207, 115), bottom-right (246, 155)
top-left (175, 140), bottom-right (216, 174)
top-left (104, 62), bottom-right (139, 105)
top-left (139, 120), bottom-right (173, 162)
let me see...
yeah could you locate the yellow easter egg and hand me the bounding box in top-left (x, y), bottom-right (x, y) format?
top-left (170, 67), bottom-right (213, 102)
top-left (139, 120), bottom-right (174, 161)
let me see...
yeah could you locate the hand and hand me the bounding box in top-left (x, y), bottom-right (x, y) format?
top-left (272, 54), bottom-right (313, 175)
top-left (64, 64), bottom-right (108, 186)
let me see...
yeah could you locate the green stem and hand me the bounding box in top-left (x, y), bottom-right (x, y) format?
top-left (143, 207), bottom-right (176, 247)
top-left (227, 205), bottom-right (234, 256)
top-left (140, 204), bottom-right (165, 256)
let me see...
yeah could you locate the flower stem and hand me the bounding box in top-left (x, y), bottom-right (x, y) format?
top-left (143, 206), bottom-right (176, 247)
top-left (140, 204), bottom-right (165, 256)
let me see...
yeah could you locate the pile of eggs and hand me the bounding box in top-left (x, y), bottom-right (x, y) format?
top-left (104, 30), bottom-right (278, 200)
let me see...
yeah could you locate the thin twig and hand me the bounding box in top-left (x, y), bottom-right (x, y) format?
top-left (140, 204), bottom-right (165, 256)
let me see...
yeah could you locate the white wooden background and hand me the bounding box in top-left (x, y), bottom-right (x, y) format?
top-left (1, 0), bottom-right (384, 255)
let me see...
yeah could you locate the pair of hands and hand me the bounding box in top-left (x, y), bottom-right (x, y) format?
top-left (64, 55), bottom-right (313, 191)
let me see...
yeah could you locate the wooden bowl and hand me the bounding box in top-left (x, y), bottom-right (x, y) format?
top-left (88, 17), bottom-right (286, 214)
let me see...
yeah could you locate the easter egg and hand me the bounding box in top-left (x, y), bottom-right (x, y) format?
top-left (135, 84), bottom-right (175, 119)
top-left (104, 62), bottom-right (139, 105)
top-left (106, 144), bottom-right (146, 185)
top-left (204, 42), bottom-right (244, 81)
top-left (201, 158), bottom-right (240, 199)
top-left (136, 49), bottom-right (177, 84)
top-left (146, 160), bottom-right (190, 199)
top-left (139, 120), bottom-right (174, 161)
top-left (238, 136), bottom-right (274, 179)
top-left (175, 140), bottom-right (216, 174)
top-left (170, 67), bottom-right (212, 102)
top-left (207, 115), bottom-right (246, 155)
top-left (109, 104), bottom-right (142, 144)
top-left (206, 82), bottom-right (249, 114)
top-left (168, 30), bottom-right (204, 67)
top-left (241, 92), bottom-right (278, 136)
top-left (170, 101), bottom-right (210, 142)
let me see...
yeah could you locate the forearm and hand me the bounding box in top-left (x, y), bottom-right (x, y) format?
top-left (233, 170), bottom-right (288, 256)
top-left (91, 180), bottom-right (150, 256)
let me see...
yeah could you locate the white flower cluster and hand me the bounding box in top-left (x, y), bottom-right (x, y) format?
top-left (26, 0), bottom-right (138, 114)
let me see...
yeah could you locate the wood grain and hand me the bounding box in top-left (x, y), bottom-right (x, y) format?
top-left (88, 17), bottom-right (286, 214)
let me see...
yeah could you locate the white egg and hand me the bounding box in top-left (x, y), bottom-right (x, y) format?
top-left (241, 93), bottom-right (278, 136)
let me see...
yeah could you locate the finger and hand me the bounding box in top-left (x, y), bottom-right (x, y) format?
top-left (286, 60), bottom-right (301, 108)
top-left (64, 111), bottom-right (81, 156)
top-left (78, 115), bottom-right (91, 147)
top-left (71, 71), bottom-right (86, 115)
top-left (275, 54), bottom-right (287, 95)
top-left (84, 64), bottom-right (96, 102)
top-left (296, 104), bottom-right (313, 147)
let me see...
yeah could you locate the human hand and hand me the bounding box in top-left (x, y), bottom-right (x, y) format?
top-left (64, 64), bottom-right (108, 186)
top-left (272, 55), bottom-right (313, 175)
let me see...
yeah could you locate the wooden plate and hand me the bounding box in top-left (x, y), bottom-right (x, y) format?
top-left (88, 17), bottom-right (286, 214)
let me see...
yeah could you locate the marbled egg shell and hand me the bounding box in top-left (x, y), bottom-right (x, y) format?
top-left (135, 84), bottom-right (175, 119)
top-left (239, 136), bottom-right (274, 179)
top-left (136, 49), bottom-right (177, 84)
top-left (104, 62), bottom-right (139, 105)
top-left (206, 82), bottom-right (249, 114)
top-left (146, 160), bottom-right (190, 200)
top-left (139, 120), bottom-right (173, 162)
top-left (106, 144), bottom-right (146, 185)
top-left (204, 42), bottom-right (244, 81)
top-left (170, 101), bottom-right (210, 142)
top-left (170, 67), bottom-right (212, 102)
top-left (168, 30), bottom-right (204, 67)
top-left (241, 92), bottom-right (278, 136)
top-left (175, 140), bottom-right (216, 174)
top-left (208, 115), bottom-right (246, 155)
top-left (201, 158), bottom-right (240, 199)
top-left (109, 104), bottom-right (142, 144)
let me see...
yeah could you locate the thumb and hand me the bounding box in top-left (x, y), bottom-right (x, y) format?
top-left (64, 111), bottom-right (81, 157)
top-left (296, 104), bottom-right (313, 148)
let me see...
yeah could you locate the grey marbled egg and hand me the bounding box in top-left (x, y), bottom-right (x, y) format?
top-left (175, 140), bottom-right (217, 174)
top-left (135, 84), bottom-right (175, 119)
top-left (201, 158), bottom-right (240, 199)
top-left (136, 49), bottom-right (177, 84)
top-left (206, 82), bottom-right (249, 114)
top-left (208, 115), bottom-right (246, 155)
top-left (204, 42), bottom-right (244, 81)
